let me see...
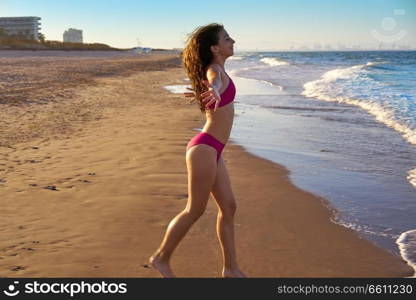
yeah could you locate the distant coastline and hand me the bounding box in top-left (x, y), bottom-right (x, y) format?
top-left (0, 37), bottom-right (170, 52)
top-left (233, 49), bottom-right (416, 53)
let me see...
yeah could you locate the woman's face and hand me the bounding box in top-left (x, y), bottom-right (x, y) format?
top-left (212, 29), bottom-right (235, 58)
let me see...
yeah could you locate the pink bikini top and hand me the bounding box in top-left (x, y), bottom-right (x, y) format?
top-left (206, 75), bottom-right (236, 110)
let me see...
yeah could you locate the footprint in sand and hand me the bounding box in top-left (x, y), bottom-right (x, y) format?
top-left (56, 177), bottom-right (73, 185)
top-left (26, 159), bottom-right (40, 163)
top-left (10, 266), bottom-right (25, 271)
top-left (22, 146), bottom-right (38, 150)
top-left (43, 185), bottom-right (58, 191)
top-left (22, 247), bottom-right (35, 251)
top-left (1, 245), bottom-right (17, 252)
top-left (176, 194), bottom-right (188, 200)
top-left (38, 172), bottom-right (97, 191)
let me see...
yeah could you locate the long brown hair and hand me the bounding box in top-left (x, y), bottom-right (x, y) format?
top-left (182, 23), bottom-right (224, 112)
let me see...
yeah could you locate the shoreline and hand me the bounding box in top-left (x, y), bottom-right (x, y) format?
top-left (224, 140), bottom-right (414, 277)
top-left (0, 53), bottom-right (413, 277)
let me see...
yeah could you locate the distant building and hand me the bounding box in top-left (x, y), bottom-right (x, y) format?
top-left (313, 42), bottom-right (322, 50)
top-left (63, 28), bottom-right (83, 43)
top-left (0, 16), bottom-right (41, 40)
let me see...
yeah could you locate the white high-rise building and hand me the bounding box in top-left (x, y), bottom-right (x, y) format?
top-left (63, 28), bottom-right (83, 43)
top-left (0, 16), bottom-right (41, 40)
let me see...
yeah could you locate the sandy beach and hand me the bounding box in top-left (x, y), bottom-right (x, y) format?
top-left (0, 51), bottom-right (413, 278)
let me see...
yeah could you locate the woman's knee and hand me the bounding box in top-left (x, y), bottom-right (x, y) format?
top-left (219, 200), bottom-right (237, 218)
top-left (184, 205), bottom-right (207, 221)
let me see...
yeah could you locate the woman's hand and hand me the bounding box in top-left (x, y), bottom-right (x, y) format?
top-left (182, 81), bottom-right (221, 111)
top-left (201, 80), bottom-right (221, 111)
top-left (183, 87), bottom-right (195, 99)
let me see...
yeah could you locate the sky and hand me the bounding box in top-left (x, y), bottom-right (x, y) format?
top-left (1, 0), bottom-right (415, 50)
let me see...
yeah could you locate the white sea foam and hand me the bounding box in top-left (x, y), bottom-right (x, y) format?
top-left (228, 56), bottom-right (244, 60)
top-left (233, 65), bottom-right (270, 73)
top-left (407, 167), bottom-right (416, 188)
top-left (396, 230), bottom-right (416, 277)
top-left (164, 84), bottom-right (190, 94)
top-left (301, 63), bottom-right (416, 147)
top-left (230, 74), bottom-right (283, 95)
top-left (330, 217), bottom-right (400, 239)
top-left (331, 216), bottom-right (416, 277)
top-left (260, 57), bottom-right (289, 67)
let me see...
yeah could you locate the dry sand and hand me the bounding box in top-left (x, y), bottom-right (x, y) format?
top-left (0, 52), bottom-right (413, 277)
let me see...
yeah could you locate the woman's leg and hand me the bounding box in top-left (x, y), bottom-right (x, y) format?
top-left (210, 157), bottom-right (246, 278)
top-left (149, 144), bottom-right (218, 277)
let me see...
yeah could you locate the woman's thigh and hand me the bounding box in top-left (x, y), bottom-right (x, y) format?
top-left (185, 144), bottom-right (218, 215)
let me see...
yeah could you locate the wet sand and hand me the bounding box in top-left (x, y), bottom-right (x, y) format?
top-left (0, 51), bottom-right (413, 277)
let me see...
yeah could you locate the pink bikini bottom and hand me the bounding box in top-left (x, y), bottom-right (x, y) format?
top-left (186, 132), bottom-right (225, 162)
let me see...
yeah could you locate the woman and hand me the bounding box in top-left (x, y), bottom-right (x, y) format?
top-left (149, 23), bottom-right (246, 278)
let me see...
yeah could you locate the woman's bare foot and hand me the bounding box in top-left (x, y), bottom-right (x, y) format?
top-left (149, 254), bottom-right (176, 278)
top-left (222, 268), bottom-right (246, 278)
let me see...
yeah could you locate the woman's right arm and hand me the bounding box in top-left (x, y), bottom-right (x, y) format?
top-left (201, 65), bottom-right (223, 111)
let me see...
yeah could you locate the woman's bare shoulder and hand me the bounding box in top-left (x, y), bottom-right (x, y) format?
top-left (207, 63), bottom-right (224, 73)
top-left (206, 63), bottom-right (224, 77)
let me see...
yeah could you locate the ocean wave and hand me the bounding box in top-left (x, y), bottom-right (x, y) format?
top-left (396, 229), bottom-right (416, 277)
top-left (331, 217), bottom-right (400, 239)
top-left (368, 62), bottom-right (397, 71)
top-left (253, 78), bottom-right (283, 91)
top-left (260, 57), bottom-right (289, 67)
top-left (260, 105), bottom-right (341, 112)
top-left (309, 61), bottom-right (377, 82)
top-left (407, 167), bottom-right (416, 188)
top-left (301, 63), bottom-right (416, 147)
top-left (228, 56), bottom-right (244, 60)
top-left (228, 69), bottom-right (284, 92)
top-left (231, 65), bottom-right (270, 73)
